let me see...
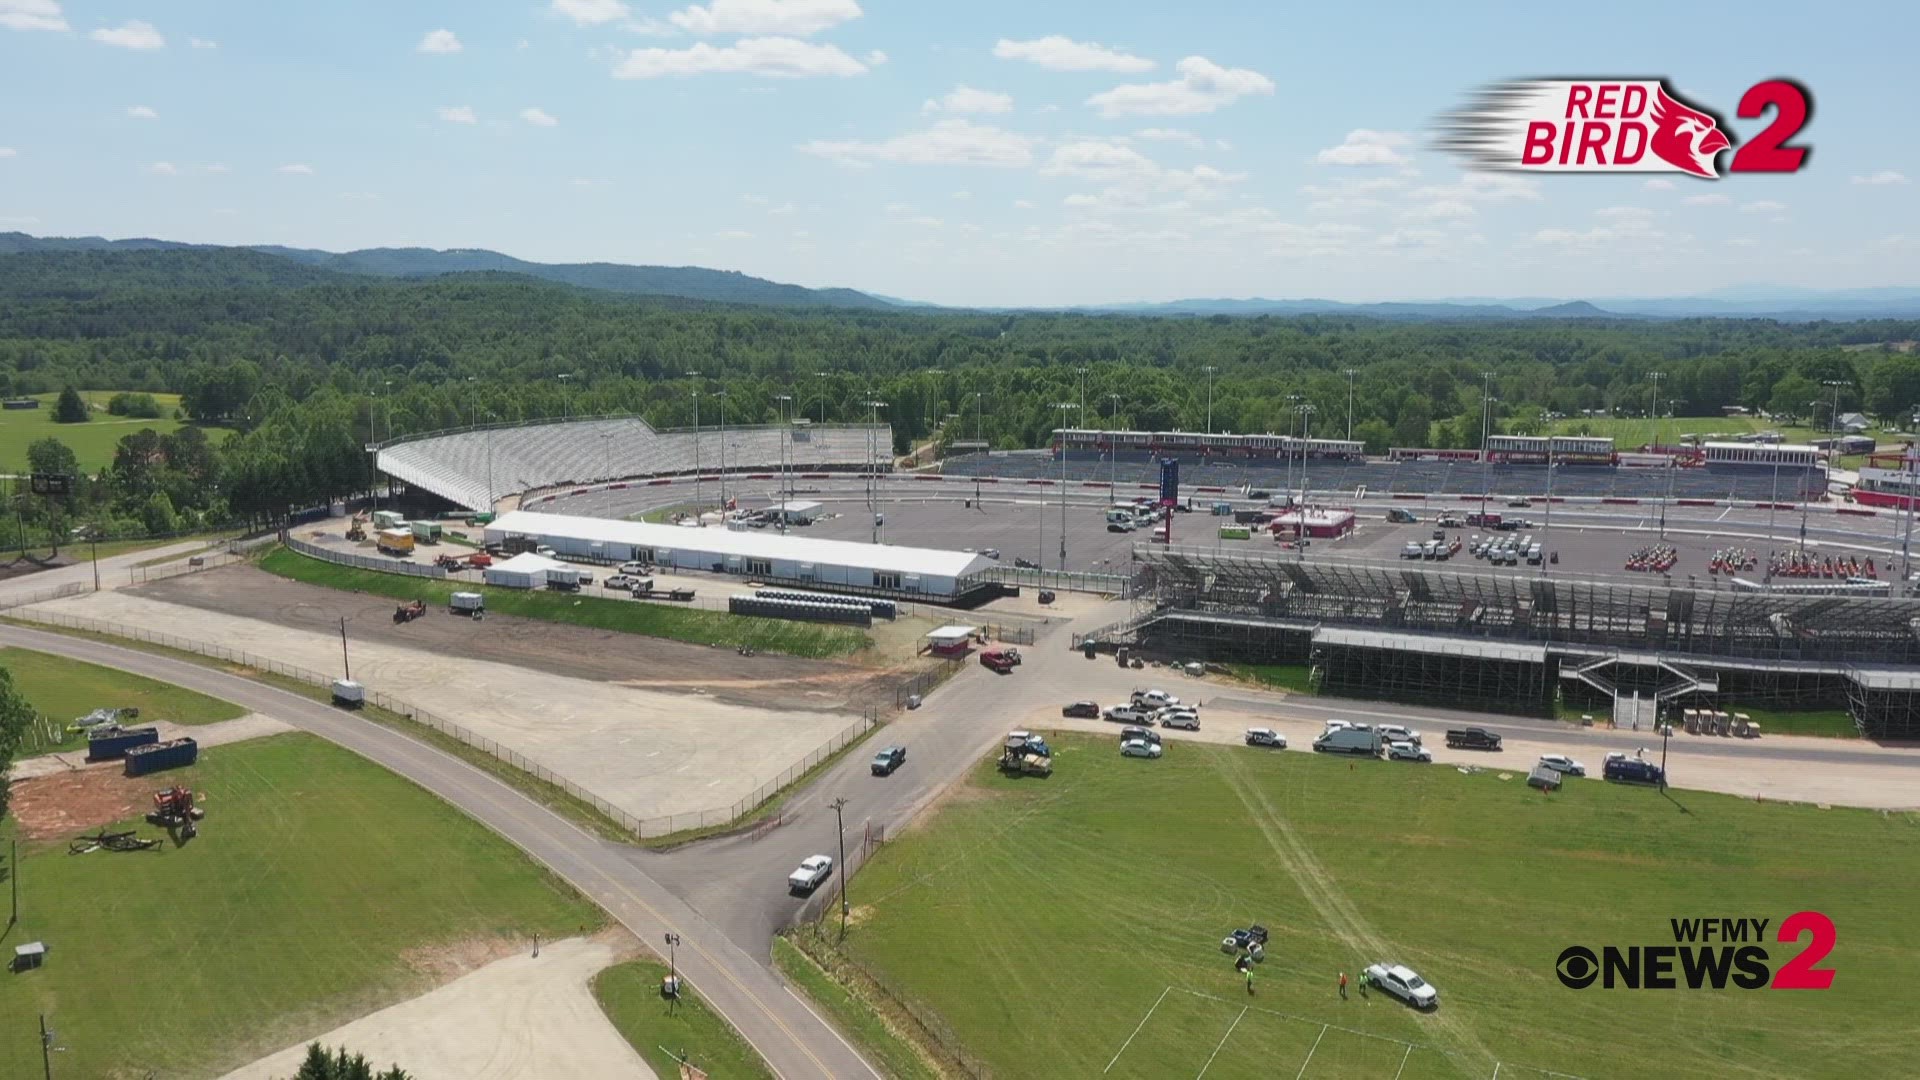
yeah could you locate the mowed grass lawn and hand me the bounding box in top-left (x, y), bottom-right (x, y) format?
top-left (0, 390), bottom-right (232, 472)
top-left (3, 645), bottom-right (248, 754)
top-left (593, 960), bottom-right (776, 1080)
top-left (0, 732), bottom-right (604, 1079)
top-left (836, 733), bottom-right (1918, 1080)
top-left (259, 545), bottom-right (872, 659)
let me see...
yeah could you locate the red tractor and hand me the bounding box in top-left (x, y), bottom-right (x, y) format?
top-left (394, 599), bottom-right (428, 623)
top-left (148, 785), bottom-right (204, 838)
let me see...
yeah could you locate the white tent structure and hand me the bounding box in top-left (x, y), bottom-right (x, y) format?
top-left (483, 551), bottom-right (570, 589)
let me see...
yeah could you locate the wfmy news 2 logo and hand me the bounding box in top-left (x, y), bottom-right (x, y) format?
top-left (1437, 78), bottom-right (1812, 179)
top-left (1556, 911), bottom-right (1836, 991)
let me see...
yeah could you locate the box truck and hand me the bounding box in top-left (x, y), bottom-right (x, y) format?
top-left (1313, 726), bottom-right (1382, 756)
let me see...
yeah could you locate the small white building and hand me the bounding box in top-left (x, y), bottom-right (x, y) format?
top-left (483, 551), bottom-right (570, 589)
top-left (484, 510), bottom-right (993, 597)
top-left (768, 500), bottom-right (825, 524)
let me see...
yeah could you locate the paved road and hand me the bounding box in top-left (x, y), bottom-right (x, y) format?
top-left (639, 598), bottom-right (1133, 954)
top-left (0, 623), bottom-right (879, 1080)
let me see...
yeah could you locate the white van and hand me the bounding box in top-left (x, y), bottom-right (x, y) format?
top-left (1313, 727), bottom-right (1382, 756)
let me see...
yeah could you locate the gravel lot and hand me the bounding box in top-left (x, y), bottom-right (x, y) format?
top-left (25, 588), bottom-right (865, 826)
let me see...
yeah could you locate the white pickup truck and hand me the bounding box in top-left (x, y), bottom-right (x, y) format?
top-left (787, 855), bottom-right (834, 893)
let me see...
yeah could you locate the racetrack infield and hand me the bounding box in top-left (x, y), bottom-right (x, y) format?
top-left (139, 564), bottom-right (902, 713)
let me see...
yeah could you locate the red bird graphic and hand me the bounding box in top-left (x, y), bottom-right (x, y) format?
top-left (1648, 87), bottom-right (1731, 178)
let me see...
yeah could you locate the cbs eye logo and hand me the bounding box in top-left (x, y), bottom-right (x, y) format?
top-left (1557, 946), bottom-right (1600, 989)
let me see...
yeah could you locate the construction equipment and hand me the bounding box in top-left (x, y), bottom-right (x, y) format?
top-left (434, 553), bottom-right (466, 570)
top-left (345, 515), bottom-right (368, 542)
top-left (393, 599), bottom-right (427, 623)
top-left (999, 734), bottom-right (1053, 777)
top-left (147, 785), bottom-right (204, 838)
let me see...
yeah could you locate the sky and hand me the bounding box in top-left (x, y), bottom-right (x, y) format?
top-left (2, 0), bottom-right (1917, 307)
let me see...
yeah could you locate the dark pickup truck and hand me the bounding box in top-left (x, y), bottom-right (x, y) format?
top-left (1445, 727), bottom-right (1503, 750)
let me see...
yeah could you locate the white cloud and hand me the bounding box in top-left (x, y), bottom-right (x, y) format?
top-left (864, 49), bottom-right (886, 65)
top-left (0, 215), bottom-right (39, 225)
top-left (792, 229), bottom-right (811, 239)
top-left (669, 0), bottom-right (861, 35)
top-left (993, 35), bottom-right (1152, 73)
top-left (1134, 127), bottom-right (1201, 147)
top-left (1013, 199), bottom-right (1035, 209)
top-left (143, 161), bottom-right (177, 175)
top-left (800, 119), bottom-right (1036, 168)
top-left (570, 178), bottom-right (613, 187)
top-left (204, 163), bottom-right (229, 174)
top-left (417, 29), bottom-right (462, 54)
top-left (922, 85), bottom-right (1013, 115)
top-left (92, 19), bottom-right (164, 49)
top-left (520, 106), bottom-right (559, 127)
top-left (1312, 129), bottom-right (1411, 167)
top-left (1086, 56), bottom-right (1273, 117)
top-left (551, 0), bottom-right (630, 25)
top-left (1682, 193), bottom-right (1730, 207)
top-left (1740, 199), bottom-right (1787, 214)
top-left (1643, 178), bottom-right (1675, 191)
top-left (1850, 170), bottom-right (1909, 186)
top-left (767, 201), bottom-right (796, 215)
top-left (278, 163), bottom-right (314, 175)
top-left (1042, 139), bottom-right (1159, 179)
top-left (615, 36), bottom-right (868, 77)
top-left (1400, 199), bottom-right (1475, 222)
top-left (1409, 174), bottom-right (1540, 201)
top-left (438, 105), bottom-right (478, 125)
top-left (0, 1), bottom-right (68, 33)
top-left (126, 105), bottom-right (158, 120)
top-left (189, 37), bottom-right (216, 49)
top-left (339, 191), bottom-right (379, 201)
top-left (1527, 206), bottom-right (1687, 258)
top-left (517, 38), bottom-right (531, 49)
top-left (951, 190), bottom-right (971, 201)
top-left (0, 148), bottom-right (17, 158)
top-left (716, 229), bottom-right (755, 239)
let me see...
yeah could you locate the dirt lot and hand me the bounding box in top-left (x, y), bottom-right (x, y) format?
top-left (142, 564), bottom-right (902, 713)
top-left (10, 767), bottom-right (159, 841)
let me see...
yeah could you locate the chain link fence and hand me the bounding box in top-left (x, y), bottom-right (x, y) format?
top-left (12, 606), bottom-right (876, 840)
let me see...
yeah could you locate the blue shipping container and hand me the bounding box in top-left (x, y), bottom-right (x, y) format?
top-left (123, 737), bottom-right (199, 777)
top-left (86, 725), bottom-right (160, 762)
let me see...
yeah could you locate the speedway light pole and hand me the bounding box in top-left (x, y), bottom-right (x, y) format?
top-left (1479, 372), bottom-right (1496, 522)
top-left (1822, 379), bottom-right (1846, 433)
top-left (1204, 366), bottom-right (1218, 434)
top-left (775, 393), bottom-right (793, 533)
top-left (1107, 393), bottom-right (1123, 506)
top-left (686, 372), bottom-right (703, 511)
top-left (1345, 368), bottom-right (1358, 441)
top-left (1055, 402), bottom-right (1079, 570)
top-left (830, 796), bottom-right (850, 940)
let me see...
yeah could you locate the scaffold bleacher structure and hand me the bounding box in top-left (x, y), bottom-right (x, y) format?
top-left (375, 417), bottom-right (889, 511)
top-left (1102, 543), bottom-right (1920, 736)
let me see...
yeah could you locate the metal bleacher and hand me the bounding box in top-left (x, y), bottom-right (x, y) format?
top-left (941, 451), bottom-right (1827, 501)
top-left (377, 418), bottom-right (888, 510)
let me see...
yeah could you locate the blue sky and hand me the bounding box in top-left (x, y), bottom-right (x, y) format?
top-left (2, 0), bottom-right (1916, 306)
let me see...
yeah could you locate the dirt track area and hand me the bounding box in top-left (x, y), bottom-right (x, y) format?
top-left (11, 767), bottom-right (158, 840)
top-left (218, 933), bottom-right (657, 1080)
top-left (142, 564), bottom-right (896, 712)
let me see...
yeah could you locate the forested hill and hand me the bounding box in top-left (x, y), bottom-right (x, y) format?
top-left (0, 232), bottom-right (894, 310)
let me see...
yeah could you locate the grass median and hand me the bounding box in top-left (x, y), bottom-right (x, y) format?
top-left (4, 644), bottom-right (246, 754)
top-left (0, 732), bottom-right (604, 1079)
top-left (258, 545), bottom-right (870, 659)
top-left (835, 731), bottom-right (1919, 1079)
top-left (593, 959), bottom-right (776, 1080)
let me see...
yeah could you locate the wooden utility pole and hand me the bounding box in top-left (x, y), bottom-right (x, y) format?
top-left (830, 797), bottom-right (850, 940)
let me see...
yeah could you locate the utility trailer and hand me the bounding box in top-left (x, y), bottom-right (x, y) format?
top-left (999, 735), bottom-right (1053, 777)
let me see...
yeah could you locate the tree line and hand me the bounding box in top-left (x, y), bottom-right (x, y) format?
top-left (4, 260), bottom-right (1919, 550)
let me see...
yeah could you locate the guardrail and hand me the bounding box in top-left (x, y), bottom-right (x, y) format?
top-left (284, 535), bottom-right (449, 579)
top-left (12, 606), bottom-right (878, 840)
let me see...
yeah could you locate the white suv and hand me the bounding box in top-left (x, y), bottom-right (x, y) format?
top-left (1386, 741), bottom-right (1432, 763)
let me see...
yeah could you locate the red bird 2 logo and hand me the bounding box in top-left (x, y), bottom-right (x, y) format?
top-left (1437, 79), bottom-right (1810, 178)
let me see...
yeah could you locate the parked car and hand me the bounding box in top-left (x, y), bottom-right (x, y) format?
top-left (536, 544), bottom-right (558, 557)
top-left (1159, 710), bottom-right (1201, 731)
top-left (1121, 738), bottom-right (1164, 759)
top-left (1508, 497), bottom-right (1533, 508)
top-left (1537, 753), bottom-right (1587, 777)
top-left (1604, 755), bottom-right (1665, 785)
top-left (788, 855), bottom-right (834, 893)
top-left (619, 561), bottom-right (650, 575)
top-left (1323, 719), bottom-right (1354, 733)
top-left (606, 574), bottom-right (637, 590)
top-left (1402, 542), bottom-right (1424, 560)
top-left (1445, 727), bottom-right (1503, 750)
top-left (1118, 725), bottom-right (1162, 745)
top-left (1376, 725), bottom-right (1421, 745)
top-left (1364, 963), bottom-right (1439, 1008)
top-left (1108, 520), bottom-right (1135, 533)
top-left (1386, 740), bottom-right (1433, 763)
top-left (982, 548), bottom-right (1000, 560)
top-left (871, 745), bottom-right (907, 776)
top-left (1103, 705), bottom-right (1149, 724)
top-left (1244, 728), bottom-right (1287, 748)
top-left (1062, 700), bottom-right (1101, 719)
top-left (1133, 689), bottom-right (1180, 708)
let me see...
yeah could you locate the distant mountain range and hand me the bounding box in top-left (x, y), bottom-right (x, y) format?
top-left (3, 231), bottom-right (1918, 319)
top-left (0, 232), bottom-right (891, 310)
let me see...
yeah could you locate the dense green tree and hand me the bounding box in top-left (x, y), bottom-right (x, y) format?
top-left (0, 667), bottom-right (31, 818)
top-left (26, 437), bottom-right (77, 479)
top-left (53, 385), bottom-right (87, 423)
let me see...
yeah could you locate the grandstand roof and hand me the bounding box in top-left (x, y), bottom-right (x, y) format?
top-left (487, 510), bottom-right (992, 580)
top-left (1315, 626), bottom-right (1548, 664)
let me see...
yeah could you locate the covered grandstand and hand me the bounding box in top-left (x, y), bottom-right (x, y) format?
top-left (1091, 544), bottom-right (1920, 737)
top-left (375, 417), bottom-right (891, 510)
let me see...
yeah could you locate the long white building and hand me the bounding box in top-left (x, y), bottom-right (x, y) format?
top-left (483, 510), bottom-right (993, 598)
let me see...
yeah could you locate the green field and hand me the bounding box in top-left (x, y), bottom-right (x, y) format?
top-left (825, 733), bottom-right (1918, 1080)
top-left (4, 645), bottom-right (247, 754)
top-left (593, 960), bottom-right (776, 1080)
top-left (0, 732), bottom-right (604, 1079)
top-left (0, 390), bottom-right (233, 472)
top-left (259, 545), bottom-right (873, 658)
top-left (1224, 661), bottom-right (1316, 695)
